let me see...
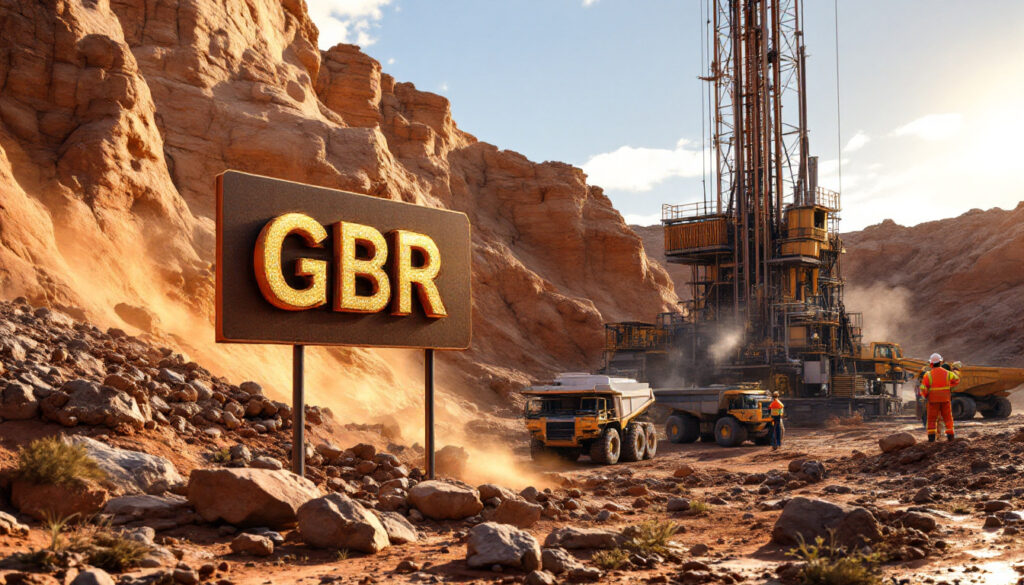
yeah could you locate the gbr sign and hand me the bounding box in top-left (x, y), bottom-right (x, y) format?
top-left (215, 171), bottom-right (471, 349)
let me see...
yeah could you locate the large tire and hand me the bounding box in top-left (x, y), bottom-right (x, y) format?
top-left (951, 395), bottom-right (977, 420)
top-left (992, 397), bottom-right (1012, 419)
top-left (643, 423), bottom-right (658, 459)
top-left (530, 439), bottom-right (552, 462)
top-left (590, 427), bottom-right (621, 465)
top-left (714, 417), bottom-right (748, 447)
top-left (621, 423), bottom-right (647, 462)
top-left (666, 414), bottom-right (699, 444)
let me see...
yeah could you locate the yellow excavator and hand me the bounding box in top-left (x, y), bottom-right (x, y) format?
top-left (856, 342), bottom-right (1024, 420)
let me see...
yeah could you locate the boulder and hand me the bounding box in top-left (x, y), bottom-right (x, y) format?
top-left (376, 510), bottom-right (419, 544)
top-left (879, 432), bottom-right (916, 453)
top-left (479, 483), bottom-right (517, 502)
top-left (408, 480), bottom-right (483, 520)
top-left (797, 460), bottom-right (826, 483)
top-left (0, 382), bottom-right (39, 420)
top-left (104, 494), bottom-right (190, 522)
top-left (230, 533), bottom-right (274, 556)
top-left (0, 511), bottom-right (29, 535)
top-left (68, 436), bottom-right (184, 494)
top-left (466, 522), bottom-right (541, 570)
top-left (667, 498), bottom-right (691, 512)
top-left (187, 468), bottom-right (319, 528)
top-left (541, 547), bottom-right (583, 574)
top-left (11, 479), bottom-right (108, 521)
top-left (54, 380), bottom-right (146, 429)
top-left (543, 527), bottom-right (624, 550)
top-left (900, 511), bottom-right (937, 533)
top-left (771, 497), bottom-right (882, 548)
top-left (492, 497), bottom-right (543, 528)
top-left (297, 494), bottom-right (390, 553)
top-left (70, 568), bottom-right (116, 585)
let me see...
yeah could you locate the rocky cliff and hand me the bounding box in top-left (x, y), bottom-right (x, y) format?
top-left (0, 0), bottom-right (676, 422)
top-left (843, 204), bottom-right (1024, 367)
top-left (634, 204), bottom-right (1024, 367)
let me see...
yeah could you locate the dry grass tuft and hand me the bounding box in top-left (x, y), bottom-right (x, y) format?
top-left (17, 436), bottom-right (105, 486)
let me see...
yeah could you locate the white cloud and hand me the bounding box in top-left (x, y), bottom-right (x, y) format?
top-left (843, 131), bottom-right (870, 153)
top-left (305, 0), bottom-right (392, 49)
top-left (623, 212), bottom-right (662, 226)
top-left (890, 113), bottom-right (962, 141)
top-left (581, 139), bottom-right (707, 192)
top-left (439, 82), bottom-right (449, 92)
top-left (582, 0), bottom-right (599, 6)
top-left (386, 57), bottom-right (395, 65)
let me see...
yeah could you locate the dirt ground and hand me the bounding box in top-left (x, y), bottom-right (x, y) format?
top-left (5, 413), bottom-right (1024, 585)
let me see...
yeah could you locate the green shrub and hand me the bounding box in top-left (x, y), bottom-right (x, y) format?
top-left (689, 500), bottom-right (711, 514)
top-left (592, 547), bottom-right (630, 570)
top-left (624, 519), bottom-right (680, 556)
top-left (788, 534), bottom-right (882, 585)
top-left (87, 533), bottom-right (150, 572)
top-left (16, 437), bottom-right (105, 486)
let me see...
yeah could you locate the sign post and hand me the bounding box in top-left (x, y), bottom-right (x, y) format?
top-left (292, 344), bottom-right (305, 476)
top-left (215, 171), bottom-right (471, 478)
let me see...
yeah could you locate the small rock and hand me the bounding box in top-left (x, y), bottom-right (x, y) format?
top-left (674, 465), bottom-right (695, 478)
top-left (879, 432), bottom-right (916, 453)
top-left (230, 533), bottom-right (274, 557)
top-left (525, 570), bottom-right (557, 585)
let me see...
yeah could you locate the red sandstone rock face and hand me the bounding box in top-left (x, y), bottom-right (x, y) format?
top-left (0, 0), bottom-right (676, 407)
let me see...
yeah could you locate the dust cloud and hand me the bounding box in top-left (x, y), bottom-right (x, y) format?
top-left (844, 284), bottom-right (914, 345)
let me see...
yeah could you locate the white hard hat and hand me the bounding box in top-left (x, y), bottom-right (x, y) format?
top-left (929, 352), bottom-right (943, 364)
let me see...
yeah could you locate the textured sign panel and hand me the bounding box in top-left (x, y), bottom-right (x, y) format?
top-left (216, 171), bottom-right (471, 349)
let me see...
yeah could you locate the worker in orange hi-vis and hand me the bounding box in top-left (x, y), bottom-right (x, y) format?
top-left (768, 391), bottom-right (785, 451)
top-left (920, 353), bottom-right (960, 442)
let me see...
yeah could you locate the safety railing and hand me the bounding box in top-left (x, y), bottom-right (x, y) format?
top-left (813, 187), bottom-right (841, 212)
top-left (662, 201), bottom-right (724, 222)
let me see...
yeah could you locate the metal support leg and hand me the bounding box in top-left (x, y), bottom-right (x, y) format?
top-left (292, 344), bottom-right (305, 477)
top-left (424, 348), bottom-right (435, 480)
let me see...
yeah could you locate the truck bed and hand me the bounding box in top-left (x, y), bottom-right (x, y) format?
top-left (653, 387), bottom-right (727, 415)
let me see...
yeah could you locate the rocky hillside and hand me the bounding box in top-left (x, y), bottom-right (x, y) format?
top-left (0, 0), bottom-right (676, 421)
top-left (843, 203), bottom-right (1024, 367)
top-left (634, 203), bottom-right (1024, 367)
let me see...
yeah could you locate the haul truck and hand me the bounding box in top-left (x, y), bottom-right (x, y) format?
top-left (860, 342), bottom-right (1024, 420)
top-left (657, 385), bottom-right (775, 447)
top-left (524, 373), bottom-right (657, 465)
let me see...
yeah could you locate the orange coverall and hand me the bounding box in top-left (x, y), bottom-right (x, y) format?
top-left (920, 365), bottom-right (960, 439)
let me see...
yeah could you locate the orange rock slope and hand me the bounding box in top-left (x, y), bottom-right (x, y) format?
top-left (0, 0), bottom-right (676, 415)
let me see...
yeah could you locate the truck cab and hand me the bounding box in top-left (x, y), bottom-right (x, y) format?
top-left (524, 373), bottom-right (657, 465)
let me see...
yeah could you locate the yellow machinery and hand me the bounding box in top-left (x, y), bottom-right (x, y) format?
top-left (657, 385), bottom-right (773, 447)
top-left (524, 373), bottom-right (657, 465)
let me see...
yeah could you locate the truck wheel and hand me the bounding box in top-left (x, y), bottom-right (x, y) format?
top-left (666, 415), bottom-right (699, 444)
top-left (714, 417), bottom-right (748, 448)
top-left (621, 423), bottom-right (647, 462)
top-left (952, 395), bottom-right (977, 420)
top-left (992, 397), bottom-right (1012, 419)
top-left (530, 439), bottom-right (551, 462)
top-left (643, 423), bottom-right (658, 459)
top-left (590, 427), bottom-right (621, 465)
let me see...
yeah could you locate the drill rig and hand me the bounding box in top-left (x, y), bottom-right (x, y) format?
top-left (603, 0), bottom-right (905, 423)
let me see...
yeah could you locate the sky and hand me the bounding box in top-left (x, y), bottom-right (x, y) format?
top-left (305, 0), bottom-right (1024, 230)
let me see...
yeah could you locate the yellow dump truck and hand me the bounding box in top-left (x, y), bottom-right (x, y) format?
top-left (858, 342), bottom-right (1024, 420)
top-left (657, 385), bottom-right (775, 447)
top-left (524, 373), bottom-right (657, 465)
